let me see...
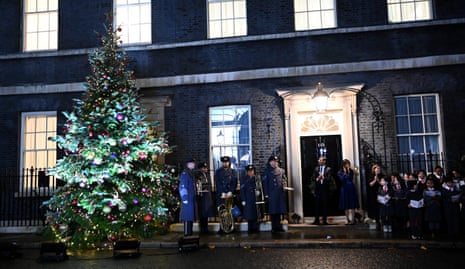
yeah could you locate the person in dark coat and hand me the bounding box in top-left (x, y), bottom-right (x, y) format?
top-left (240, 164), bottom-right (259, 233)
top-left (377, 176), bottom-right (393, 233)
top-left (214, 156), bottom-right (238, 206)
top-left (391, 173), bottom-right (408, 234)
top-left (263, 156), bottom-right (287, 233)
top-left (195, 161), bottom-right (215, 234)
top-left (337, 159), bottom-right (359, 225)
top-left (214, 156), bottom-right (238, 233)
top-left (423, 177), bottom-right (442, 238)
top-left (179, 158), bottom-right (197, 236)
top-left (311, 156), bottom-right (333, 225)
top-left (407, 180), bottom-right (424, 240)
top-left (367, 164), bottom-right (382, 230)
top-left (442, 176), bottom-right (461, 239)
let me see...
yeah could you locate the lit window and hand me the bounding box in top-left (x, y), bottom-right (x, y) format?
top-left (387, 0), bottom-right (432, 23)
top-left (395, 94), bottom-right (443, 173)
top-left (208, 0), bottom-right (247, 39)
top-left (210, 105), bottom-right (251, 171)
top-left (115, 0), bottom-right (152, 45)
top-left (294, 0), bottom-right (337, 31)
top-left (21, 112), bottom-right (57, 170)
top-left (23, 0), bottom-right (58, 51)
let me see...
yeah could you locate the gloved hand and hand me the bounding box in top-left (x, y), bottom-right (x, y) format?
top-left (183, 200), bottom-right (188, 204)
top-left (242, 201), bottom-right (246, 206)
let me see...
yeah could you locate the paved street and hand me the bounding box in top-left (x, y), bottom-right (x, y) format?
top-left (1, 247), bottom-right (462, 269)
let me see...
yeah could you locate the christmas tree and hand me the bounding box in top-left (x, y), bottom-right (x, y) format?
top-left (42, 24), bottom-right (179, 249)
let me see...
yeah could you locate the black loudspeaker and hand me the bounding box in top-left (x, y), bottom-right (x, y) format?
top-left (0, 241), bottom-right (21, 259)
top-left (113, 240), bottom-right (141, 258)
top-left (39, 242), bottom-right (68, 262)
top-left (178, 236), bottom-right (200, 253)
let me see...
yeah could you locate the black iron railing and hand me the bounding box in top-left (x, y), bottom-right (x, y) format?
top-left (0, 167), bottom-right (58, 227)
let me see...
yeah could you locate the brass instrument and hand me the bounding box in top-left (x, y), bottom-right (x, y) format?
top-left (218, 195), bottom-right (234, 233)
top-left (255, 175), bottom-right (266, 221)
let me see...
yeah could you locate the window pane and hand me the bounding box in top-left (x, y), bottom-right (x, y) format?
top-left (36, 133), bottom-right (47, 149)
top-left (396, 116), bottom-right (409, 134)
top-left (321, 0), bottom-right (335, 10)
top-left (408, 97), bottom-right (421, 114)
top-left (410, 136), bottom-right (424, 154)
top-left (397, 137), bottom-right (409, 154)
top-left (308, 11), bottom-right (322, 29)
top-left (294, 0), bottom-right (307, 12)
top-left (410, 115), bottom-right (423, 133)
top-left (49, 0), bottom-right (58, 10)
top-left (422, 96), bottom-right (436, 113)
top-left (321, 10), bottom-right (336, 28)
top-left (395, 97), bottom-right (408, 115)
top-left (26, 14), bottom-right (39, 33)
top-left (425, 135), bottom-right (439, 152)
top-left (25, 134), bottom-right (35, 150)
top-left (308, 0), bottom-right (321, 11)
top-left (235, 18), bottom-right (247, 35)
top-left (209, 2), bottom-right (222, 20)
top-left (25, 0), bottom-right (37, 12)
top-left (36, 151), bottom-right (47, 168)
top-left (424, 115), bottom-right (438, 132)
top-left (295, 12), bottom-right (308, 31)
top-left (388, 4), bottom-right (401, 23)
top-left (37, 0), bottom-right (48, 12)
top-left (234, 1), bottom-right (246, 18)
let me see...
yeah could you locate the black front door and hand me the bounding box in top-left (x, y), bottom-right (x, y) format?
top-left (301, 135), bottom-right (344, 217)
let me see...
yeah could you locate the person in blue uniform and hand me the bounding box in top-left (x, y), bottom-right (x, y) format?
top-left (195, 161), bottom-right (215, 235)
top-left (240, 164), bottom-right (259, 233)
top-left (263, 156), bottom-right (287, 233)
top-left (337, 159), bottom-right (359, 225)
top-left (214, 156), bottom-right (238, 206)
top-left (214, 156), bottom-right (238, 233)
top-left (312, 156), bottom-right (333, 225)
top-left (179, 158), bottom-right (197, 236)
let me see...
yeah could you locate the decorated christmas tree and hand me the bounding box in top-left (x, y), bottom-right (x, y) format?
top-left (42, 24), bottom-right (179, 249)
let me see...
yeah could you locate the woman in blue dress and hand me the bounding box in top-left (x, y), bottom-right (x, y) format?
top-left (338, 159), bottom-right (360, 225)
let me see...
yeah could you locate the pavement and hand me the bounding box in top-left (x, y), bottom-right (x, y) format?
top-left (1, 220), bottom-right (465, 252)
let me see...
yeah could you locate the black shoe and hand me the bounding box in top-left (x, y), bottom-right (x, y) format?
top-left (312, 221), bottom-right (320, 225)
top-left (322, 221), bottom-right (329, 225)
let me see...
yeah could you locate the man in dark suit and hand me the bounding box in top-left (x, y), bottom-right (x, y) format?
top-left (312, 156), bottom-right (332, 225)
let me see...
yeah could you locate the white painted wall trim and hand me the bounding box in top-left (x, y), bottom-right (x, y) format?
top-left (1, 54), bottom-right (465, 95)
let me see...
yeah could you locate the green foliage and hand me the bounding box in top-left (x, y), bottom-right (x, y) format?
top-left (42, 24), bottom-right (179, 249)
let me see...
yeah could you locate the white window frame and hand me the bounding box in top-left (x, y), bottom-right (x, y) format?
top-left (387, 0), bottom-right (433, 23)
top-left (19, 112), bottom-right (57, 193)
top-left (207, 0), bottom-right (247, 39)
top-left (209, 105), bottom-right (252, 176)
top-left (394, 94), bottom-right (443, 174)
top-left (114, 0), bottom-right (152, 45)
top-left (23, 0), bottom-right (58, 52)
top-left (294, 0), bottom-right (337, 31)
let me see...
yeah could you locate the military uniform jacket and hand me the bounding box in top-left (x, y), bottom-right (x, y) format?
top-left (240, 174), bottom-right (258, 220)
top-left (263, 166), bottom-right (287, 214)
top-left (179, 169), bottom-right (196, 221)
top-left (214, 167), bottom-right (238, 205)
top-left (195, 170), bottom-right (215, 218)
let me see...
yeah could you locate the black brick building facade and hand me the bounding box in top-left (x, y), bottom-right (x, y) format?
top-left (1, 0), bottom-right (465, 220)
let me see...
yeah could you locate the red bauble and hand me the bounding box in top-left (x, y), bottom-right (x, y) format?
top-left (143, 214), bottom-right (153, 222)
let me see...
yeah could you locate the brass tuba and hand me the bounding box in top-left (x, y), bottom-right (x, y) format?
top-left (218, 195), bottom-right (234, 233)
